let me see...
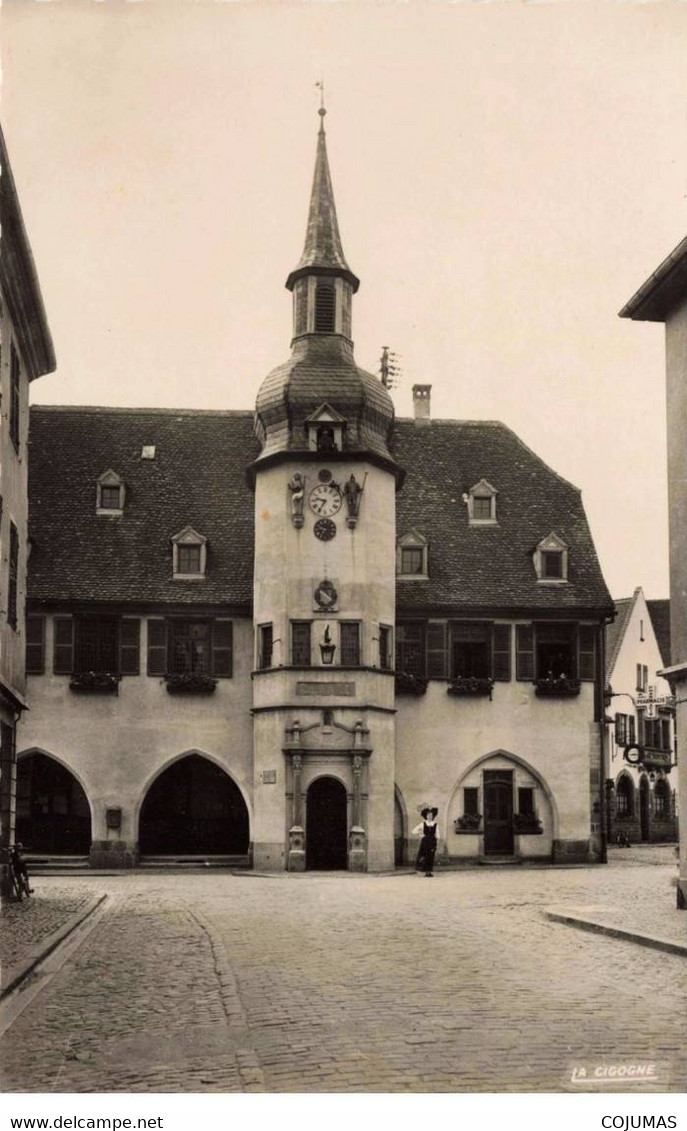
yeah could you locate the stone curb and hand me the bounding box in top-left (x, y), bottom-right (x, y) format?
top-left (1, 894), bottom-right (108, 1001)
top-left (544, 908), bottom-right (687, 957)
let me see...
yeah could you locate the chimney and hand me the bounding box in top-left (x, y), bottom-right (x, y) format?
top-left (412, 384), bottom-right (431, 423)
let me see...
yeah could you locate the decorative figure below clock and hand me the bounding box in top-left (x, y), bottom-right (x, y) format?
top-left (288, 472), bottom-right (305, 528)
top-left (309, 482), bottom-right (342, 517)
top-left (313, 517), bottom-right (337, 542)
top-left (314, 579), bottom-right (338, 611)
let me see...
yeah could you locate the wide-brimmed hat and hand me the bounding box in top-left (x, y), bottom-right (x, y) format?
top-left (420, 806), bottom-right (438, 818)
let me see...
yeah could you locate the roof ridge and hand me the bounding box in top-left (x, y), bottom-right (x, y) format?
top-left (29, 405), bottom-right (255, 418)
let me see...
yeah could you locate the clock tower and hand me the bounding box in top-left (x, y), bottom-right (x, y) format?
top-left (250, 108), bottom-right (401, 872)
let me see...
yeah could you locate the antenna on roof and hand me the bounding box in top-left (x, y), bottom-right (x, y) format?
top-left (380, 346), bottom-right (401, 391)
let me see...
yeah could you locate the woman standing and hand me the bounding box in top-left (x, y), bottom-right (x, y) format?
top-left (412, 807), bottom-right (440, 877)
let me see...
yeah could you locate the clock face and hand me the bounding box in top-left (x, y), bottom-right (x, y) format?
top-left (309, 483), bottom-right (342, 518)
top-left (314, 518), bottom-right (337, 542)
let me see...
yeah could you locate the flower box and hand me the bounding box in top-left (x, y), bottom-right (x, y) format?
top-left (534, 676), bottom-right (581, 698)
top-left (69, 671), bottom-right (119, 695)
top-left (513, 813), bottom-right (543, 834)
top-left (394, 671), bottom-right (428, 696)
top-left (454, 814), bottom-right (482, 833)
top-left (165, 672), bottom-right (217, 695)
top-left (447, 676), bottom-right (493, 698)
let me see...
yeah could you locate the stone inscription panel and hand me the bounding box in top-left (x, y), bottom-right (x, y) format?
top-left (296, 681), bottom-right (356, 697)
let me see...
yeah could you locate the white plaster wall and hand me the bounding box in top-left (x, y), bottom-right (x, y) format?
top-left (395, 677), bottom-right (597, 857)
top-left (18, 615), bottom-right (255, 846)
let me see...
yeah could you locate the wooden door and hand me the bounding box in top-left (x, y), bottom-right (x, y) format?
top-left (483, 769), bottom-right (514, 855)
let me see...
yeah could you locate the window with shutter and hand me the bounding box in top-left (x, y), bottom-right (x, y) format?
top-left (26, 615), bottom-right (45, 674)
top-left (578, 625), bottom-right (596, 681)
top-left (492, 624), bottom-right (512, 681)
top-left (147, 619), bottom-right (167, 675)
top-left (379, 625), bottom-right (392, 671)
top-left (615, 714), bottom-right (627, 746)
top-left (536, 623), bottom-right (577, 679)
top-left (340, 622), bottom-right (361, 667)
top-left (396, 622), bottom-right (425, 677)
top-left (119, 619), bottom-right (140, 675)
top-left (314, 279), bottom-right (336, 332)
top-left (75, 617), bottom-right (118, 674)
top-left (291, 622), bottom-right (312, 666)
top-left (53, 616), bottom-right (75, 674)
top-left (516, 625), bottom-right (535, 681)
top-left (451, 622), bottom-right (490, 679)
top-left (212, 620), bottom-right (233, 678)
top-left (426, 622), bottom-right (447, 678)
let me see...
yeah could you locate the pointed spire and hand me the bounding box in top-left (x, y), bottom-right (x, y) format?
top-left (286, 107), bottom-right (359, 292)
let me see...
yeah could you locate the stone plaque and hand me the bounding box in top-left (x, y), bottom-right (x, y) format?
top-left (297, 681), bottom-right (355, 697)
top-left (262, 770), bottom-right (277, 784)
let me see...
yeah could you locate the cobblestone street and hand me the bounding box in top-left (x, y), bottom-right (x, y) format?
top-left (1, 859), bottom-right (685, 1093)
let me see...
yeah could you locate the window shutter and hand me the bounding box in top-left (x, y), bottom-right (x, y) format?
top-left (147, 619), bottom-right (167, 676)
top-left (515, 625), bottom-right (534, 680)
top-left (212, 620), bottom-right (233, 678)
top-left (492, 624), bottom-right (512, 681)
top-left (53, 616), bottom-right (74, 674)
top-left (578, 625), bottom-right (596, 681)
top-left (119, 618), bottom-right (140, 675)
top-left (426, 622), bottom-right (447, 679)
top-left (26, 615), bottom-right (45, 674)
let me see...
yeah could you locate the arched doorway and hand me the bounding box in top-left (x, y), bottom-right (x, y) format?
top-left (306, 776), bottom-right (348, 870)
top-left (639, 776), bottom-right (650, 842)
top-left (16, 753), bottom-right (91, 854)
top-left (139, 755), bottom-right (249, 855)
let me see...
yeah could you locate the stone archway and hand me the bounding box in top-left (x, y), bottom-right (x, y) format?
top-left (16, 752), bottom-right (91, 854)
top-left (138, 754), bottom-right (249, 856)
top-left (305, 776), bottom-right (348, 870)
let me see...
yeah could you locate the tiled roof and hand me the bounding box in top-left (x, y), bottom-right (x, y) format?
top-left (648, 599), bottom-right (672, 668)
top-left (605, 595), bottom-right (636, 681)
top-left (393, 419), bottom-right (612, 614)
top-left (28, 407), bottom-right (613, 615)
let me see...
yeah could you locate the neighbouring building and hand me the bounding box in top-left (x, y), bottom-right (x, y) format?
top-left (0, 122), bottom-right (56, 892)
top-left (621, 237), bottom-right (687, 907)
top-left (605, 588), bottom-right (677, 844)
top-left (18, 110), bottom-right (613, 871)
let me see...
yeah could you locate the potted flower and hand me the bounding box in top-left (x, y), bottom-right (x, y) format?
top-left (165, 672), bottom-right (217, 694)
top-left (534, 674), bottom-right (581, 698)
top-left (455, 813), bottom-right (482, 832)
top-left (69, 671), bottom-right (120, 695)
top-left (394, 671), bottom-right (428, 696)
top-left (447, 675), bottom-right (494, 699)
top-left (513, 812), bottom-right (543, 834)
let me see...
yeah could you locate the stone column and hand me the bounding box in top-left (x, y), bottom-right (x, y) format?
top-left (287, 753), bottom-right (305, 872)
top-left (348, 753), bottom-right (367, 872)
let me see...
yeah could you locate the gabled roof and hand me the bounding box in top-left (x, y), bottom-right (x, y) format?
top-left (605, 593), bottom-right (636, 681)
top-left (619, 233), bottom-right (687, 323)
top-left (647, 599), bottom-right (671, 668)
top-left (27, 407), bottom-right (612, 615)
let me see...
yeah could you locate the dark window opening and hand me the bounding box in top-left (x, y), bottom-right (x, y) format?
top-left (653, 779), bottom-right (669, 817)
top-left (463, 787), bottom-right (479, 816)
top-left (291, 621), bottom-right (312, 666)
top-left (536, 624), bottom-right (576, 680)
top-left (314, 279), bottom-right (336, 332)
top-left (100, 485), bottom-right (122, 510)
top-left (10, 345), bottom-right (20, 451)
top-left (400, 547), bottom-right (425, 575)
top-left (616, 776), bottom-right (633, 817)
top-left (396, 622), bottom-right (425, 677)
top-left (177, 544), bottom-right (202, 574)
top-left (316, 426), bottom-right (338, 453)
top-left (472, 496), bottom-right (492, 520)
top-left (170, 620), bottom-right (210, 675)
top-left (8, 522), bottom-right (18, 629)
top-left (541, 551), bottom-right (563, 579)
top-left (379, 626), bottom-right (392, 671)
top-left (340, 622), bottom-right (361, 667)
top-left (615, 713), bottom-right (628, 746)
top-left (518, 787), bottom-right (535, 816)
top-left (75, 617), bottom-right (118, 674)
top-left (451, 623), bottom-right (490, 679)
top-left (259, 624), bottom-right (273, 670)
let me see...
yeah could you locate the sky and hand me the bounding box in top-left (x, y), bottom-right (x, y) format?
top-left (2, 0), bottom-right (686, 601)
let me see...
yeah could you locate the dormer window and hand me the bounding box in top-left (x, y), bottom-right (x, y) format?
top-left (306, 404), bottom-right (346, 453)
top-left (172, 526), bottom-right (207, 580)
top-left (397, 530), bottom-right (428, 579)
top-left (467, 479), bottom-right (498, 525)
top-left (96, 470), bottom-right (125, 515)
top-left (534, 533), bottom-right (569, 583)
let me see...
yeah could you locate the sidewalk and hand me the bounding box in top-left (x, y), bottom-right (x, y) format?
top-left (0, 881), bottom-right (105, 998)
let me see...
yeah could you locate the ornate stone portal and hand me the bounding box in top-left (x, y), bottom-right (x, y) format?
top-left (285, 716), bottom-right (371, 872)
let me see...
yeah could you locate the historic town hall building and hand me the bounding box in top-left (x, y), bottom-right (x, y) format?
top-left (18, 111), bottom-right (613, 871)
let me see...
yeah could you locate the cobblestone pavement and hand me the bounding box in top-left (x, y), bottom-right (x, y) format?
top-left (0, 884), bottom-right (103, 972)
top-left (1, 862), bottom-right (685, 1094)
